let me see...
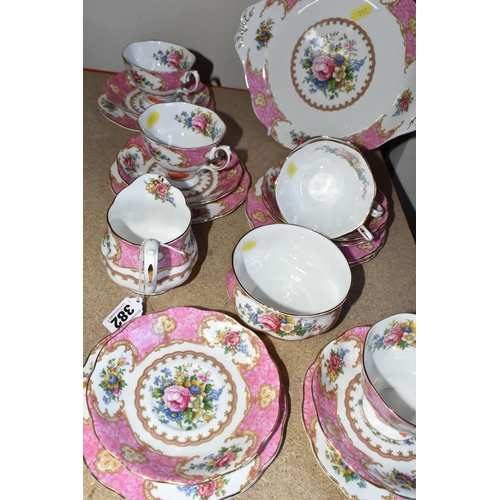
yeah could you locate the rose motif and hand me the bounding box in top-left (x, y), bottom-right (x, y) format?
top-left (312, 55), bottom-right (335, 81)
top-left (167, 52), bottom-right (181, 68)
top-left (258, 313), bottom-right (282, 331)
top-left (214, 451), bottom-right (235, 468)
top-left (223, 331), bottom-right (241, 347)
top-left (398, 97), bottom-right (410, 111)
top-left (191, 115), bottom-right (208, 132)
top-left (383, 327), bottom-right (404, 346)
top-left (197, 480), bottom-right (217, 498)
top-left (329, 353), bottom-right (343, 372)
top-left (123, 156), bottom-right (134, 170)
top-left (164, 385), bottom-right (192, 411)
top-left (155, 182), bottom-right (170, 197)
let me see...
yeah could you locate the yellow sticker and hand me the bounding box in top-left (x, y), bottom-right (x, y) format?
top-left (287, 161), bottom-right (297, 179)
top-left (241, 241), bottom-right (257, 252)
top-left (145, 110), bottom-right (160, 129)
top-left (350, 3), bottom-right (372, 21)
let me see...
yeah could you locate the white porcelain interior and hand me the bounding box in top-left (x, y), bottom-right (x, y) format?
top-left (363, 313), bottom-right (416, 431)
top-left (276, 136), bottom-right (376, 239)
top-left (123, 40), bottom-right (196, 73)
top-left (138, 102), bottom-right (227, 148)
top-left (233, 224), bottom-right (351, 315)
top-left (107, 173), bottom-right (191, 244)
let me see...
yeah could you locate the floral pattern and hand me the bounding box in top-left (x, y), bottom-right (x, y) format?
top-left (152, 48), bottom-right (191, 70)
top-left (379, 468), bottom-right (416, 491)
top-left (319, 146), bottom-right (369, 197)
top-left (189, 444), bottom-right (243, 473)
top-left (120, 151), bottom-right (140, 175)
top-left (324, 347), bottom-right (349, 383)
top-left (369, 318), bottom-right (416, 351)
top-left (393, 89), bottom-right (414, 116)
top-left (325, 443), bottom-right (367, 489)
top-left (131, 70), bottom-right (154, 89)
top-left (144, 176), bottom-right (176, 205)
top-left (174, 109), bottom-right (222, 142)
top-left (255, 19), bottom-right (274, 50)
top-left (177, 476), bottom-right (229, 499)
top-left (212, 327), bottom-right (251, 356)
top-left (149, 363), bottom-right (224, 430)
top-left (301, 32), bottom-right (366, 101)
top-left (146, 143), bottom-right (172, 164)
top-left (98, 356), bottom-right (129, 404)
top-left (237, 302), bottom-right (323, 338)
top-left (289, 129), bottom-right (311, 146)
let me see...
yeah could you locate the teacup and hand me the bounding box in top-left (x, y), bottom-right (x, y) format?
top-left (275, 136), bottom-right (377, 241)
top-left (122, 40), bottom-right (200, 97)
top-left (361, 313), bottom-right (416, 438)
top-left (100, 173), bottom-right (198, 295)
top-left (137, 102), bottom-right (232, 188)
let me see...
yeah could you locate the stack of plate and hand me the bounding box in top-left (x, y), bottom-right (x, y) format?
top-left (83, 306), bottom-right (287, 500)
top-left (97, 70), bottom-right (214, 132)
top-left (302, 326), bottom-right (416, 500)
top-left (245, 163), bottom-right (388, 266)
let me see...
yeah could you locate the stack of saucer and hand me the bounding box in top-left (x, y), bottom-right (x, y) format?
top-left (245, 170), bottom-right (388, 266)
top-left (97, 40), bottom-right (214, 131)
top-left (302, 315), bottom-right (417, 499)
top-left (83, 306), bottom-right (287, 500)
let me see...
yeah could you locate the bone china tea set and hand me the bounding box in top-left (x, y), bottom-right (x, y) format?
top-left (87, 1), bottom-right (416, 497)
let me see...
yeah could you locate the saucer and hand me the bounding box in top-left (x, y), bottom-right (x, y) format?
top-left (244, 177), bottom-right (276, 228)
top-left (302, 355), bottom-right (406, 500)
top-left (110, 153), bottom-right (250, 224)
top-left (105, 70), bottom-right (212, 116)
top-left (97, 87), bottom-right (139, 131)
top-left (116, 135), bottom-right (243, 204)
top-left (84, 325), bottom-right (288, 500)
top-left (311, 327), bottom-right (416, 498)
top-left (86, 307), bottom-right (282, 484)
top-left (245, 176), bottom-right (387, 266)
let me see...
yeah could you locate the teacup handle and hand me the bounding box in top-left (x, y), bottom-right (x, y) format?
top-left (178, 70), bottom-right (200, 95)
top-left (370, 201), bottom-right (384, 218)
top-left (357, 224), bottom-right (374, 242)
top-left (139, 238), bottom-right (159, 295)
top-left (205, 145), bottom-right (232, 171)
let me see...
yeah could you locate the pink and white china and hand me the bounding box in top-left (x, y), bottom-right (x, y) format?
top-left (105, 70), bottom-right (213, 116)
top-left (362, 314), bottom-right (416, 438)
top-left (83, 320), bottom-right (288, 500)
top-left (123, 40), bottom-right (200, 96)
top-left (234, 0), bottom-right (416, 151)
top-left (227, 224), bottom-right (352, 340)
top-left (115, 134), bottom-right (242, 205)
top-left (245, 176), bottom-right (388, 266)
top-left (97, 88), bottom-right (140, 131)
top-left (302, 353), bottom-right (408, 500)
top-left (276, 136), bottom-right (377, 241)
top-left (189, 166), bottom-right (251, 223)
top-left (101, 173), bottom-right (198, 295)
top-left (109, 153), bottom-right (251, 224)
top-left (138, 102), bottom-right (232, 188)
top-left (311, 327), bottom-right (416, 498)
top-left (85, 307), bottom-right (282, 484)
